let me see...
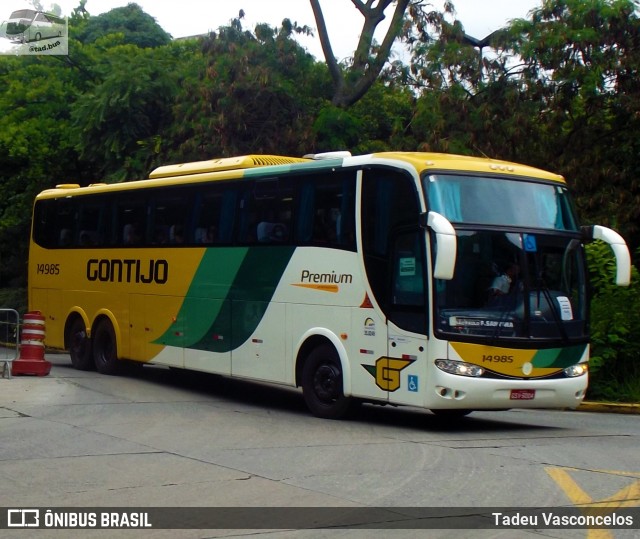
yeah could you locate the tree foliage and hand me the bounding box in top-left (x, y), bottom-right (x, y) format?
top-left (168, 15), bottom-right (327, 161)
top-left (72, 42), bottom-right (182, 181)
top-left (586, 242), bottom-right (640, 401)
top-left (74, 2), bottom-right (171, 47)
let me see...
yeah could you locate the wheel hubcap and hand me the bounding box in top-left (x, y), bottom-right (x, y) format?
top-left (313, 364), bottom-right (340, 403)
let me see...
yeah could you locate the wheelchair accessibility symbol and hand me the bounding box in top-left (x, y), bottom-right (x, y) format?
top-left (408, 375), bottom-right (419, 392)
top-left (524, 234), bottom-right (538, 252)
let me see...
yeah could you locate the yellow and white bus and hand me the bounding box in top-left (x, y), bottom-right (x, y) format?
top-left (5, 9), bottom-right (65, 43)
top-left (29, 152), bottom-right (631, 418)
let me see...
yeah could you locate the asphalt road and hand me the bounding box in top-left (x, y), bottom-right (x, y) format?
top-left (1, 353), bottom-right (639, 538)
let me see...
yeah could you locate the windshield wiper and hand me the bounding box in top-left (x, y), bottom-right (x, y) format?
top-left (534, 278), bottom-right (569, 343)
top-left (489, 292), bottom-right (519, 344)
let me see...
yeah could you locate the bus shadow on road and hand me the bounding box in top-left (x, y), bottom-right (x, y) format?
top-left (115, 363), bottom-right (563, 434)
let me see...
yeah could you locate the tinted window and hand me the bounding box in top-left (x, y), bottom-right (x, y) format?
top-left (296, 171), bottom-right (356, 250)
top-left (361, 169), bottom-right (421, 309)
top-left (32, 168), bottom-right (358, 251)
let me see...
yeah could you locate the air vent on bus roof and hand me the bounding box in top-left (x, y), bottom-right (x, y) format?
top-left (303, 151), bottom-right (352, 160)
top-left (148, 155), bottom-right (310, 179)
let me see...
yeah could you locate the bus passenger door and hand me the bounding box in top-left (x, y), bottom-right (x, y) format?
top-left (384, 229), bottom-right (429, 407)
top-left (359, 168), bottom-right (427, 407)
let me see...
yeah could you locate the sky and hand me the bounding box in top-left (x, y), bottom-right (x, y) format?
top-left (2, 0), bottom-right (541, 59)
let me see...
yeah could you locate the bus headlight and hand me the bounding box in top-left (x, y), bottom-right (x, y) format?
top-left (435, 359), bottom-right (484, 377)
top-left (564, 363), bottom-right (588, 378)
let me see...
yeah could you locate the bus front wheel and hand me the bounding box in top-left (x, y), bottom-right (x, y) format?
top-left (68, 317), bottom-right (94, 371)
top-left (93, 319), bottom-right (120, 375)
top-left (302, 344), bottom-right (351, 419)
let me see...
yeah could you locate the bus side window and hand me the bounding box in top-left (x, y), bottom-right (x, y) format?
top-left (392, 232), bottom-right (425, 307)
top-left (59, 228), bottom-right (72, 247)
top-left (32, 200), bottom-right (55, 248)
top-left (123, 223), bottom-right (143, 245)
top-left (117, 196), bottom-right (148, 246)
top-left (78, 231), bottom-right (95, 246)
top-left (76, 196), bottom-right (108, 247)
top-left (55, 198), bottom-right (77, 248)
top-left (150, 189), bottom-right (190, 245)
top-left (296, 172), bottom-right (356, 250)
top-left (389, 229), bottom-right (427, 334)
top-left (257, 221), bottom-right (287, 243)
top-left (240, 179), bottom-right (292, 244)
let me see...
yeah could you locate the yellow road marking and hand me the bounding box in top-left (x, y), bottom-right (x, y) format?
top-left (546, 467), bottom-right (640, 539)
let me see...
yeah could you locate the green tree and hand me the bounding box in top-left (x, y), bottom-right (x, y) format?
top-left (0, 55), bottom-right (82, 287)
top-left (74, 2), bottom-right (171, 47)
top-left (587, 242), bottom-right (640, 401)
top-left (0, 2), bottom-right (184, 294)
top-left (311, 0), bottom-right (452, 107)
top-left (71, 40), bottom-right (185, 181)
top-left (169, 16), bottom-right (328, 160)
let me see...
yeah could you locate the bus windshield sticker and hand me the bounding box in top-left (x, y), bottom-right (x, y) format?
top-left (399, 257), bottom-right (416, 276)
top-left (556, 296), bottom-right (574, 321)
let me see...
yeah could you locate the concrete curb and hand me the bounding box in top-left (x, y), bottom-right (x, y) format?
top-left (577, 401), bottom-right (640, 414)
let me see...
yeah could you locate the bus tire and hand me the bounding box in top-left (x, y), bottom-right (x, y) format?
top-left (35, 32), bottom-right (42, 41)
top-left (302, 344), bottom-right (351, 419)
top-left (93, 319), bottom-right (120, 375)
top-left (68, 317), bottom-right (94, 371)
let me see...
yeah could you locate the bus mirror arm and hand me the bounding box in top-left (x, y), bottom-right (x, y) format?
top-left (582, 225), bottom-right (632, 286)
top-left (425, 211), bottom-right (457, 281)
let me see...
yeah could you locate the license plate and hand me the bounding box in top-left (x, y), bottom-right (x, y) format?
top-left (510, 389), bottom-right (536, 400)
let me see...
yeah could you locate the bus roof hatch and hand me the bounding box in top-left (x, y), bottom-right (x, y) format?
top-left (149, 155), bottom-right (310, 179)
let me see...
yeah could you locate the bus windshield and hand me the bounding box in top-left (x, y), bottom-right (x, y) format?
top-left (424, 173), bottom-right (588, 342)
top-left (425, 173), bottom-right (579, 230)
top-left (5, 10), bottom-right (36, 34)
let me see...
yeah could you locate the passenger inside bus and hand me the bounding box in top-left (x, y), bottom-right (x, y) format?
top-left (123, 223), bottom-right (142, 245)
top-left (59, 229), bottom-right (72, 247)
top-left (257, 221), bottom-right (287, 243)
top-left (170, 225), bottom-right (184, 244)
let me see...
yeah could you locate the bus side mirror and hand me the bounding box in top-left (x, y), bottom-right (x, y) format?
top-left (582, 225), bottom-right (632, 286)
top-left (424, 211), bottom-right (457, 280)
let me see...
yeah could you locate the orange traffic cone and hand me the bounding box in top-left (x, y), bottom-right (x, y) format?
top-left (12, 311), bottom-right (52, 376)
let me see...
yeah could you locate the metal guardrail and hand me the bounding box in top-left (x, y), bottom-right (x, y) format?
top-left (0, 308), bottom-right (20, 379)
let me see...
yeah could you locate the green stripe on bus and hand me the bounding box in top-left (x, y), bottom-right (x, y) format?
top-left (531, 344), bottom-right (586, 368)
top-left (156, 246), bottom-right (295, 353)
top-left (153, 247), bottom-right (248, 349)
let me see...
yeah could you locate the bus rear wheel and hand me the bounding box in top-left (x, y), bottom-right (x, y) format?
top-left (93, 319), bottom-right (120, 375)
top-left (68, 317), bottom-right (94, 371)
top-left (302, 344), bottom-right (351, 419)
